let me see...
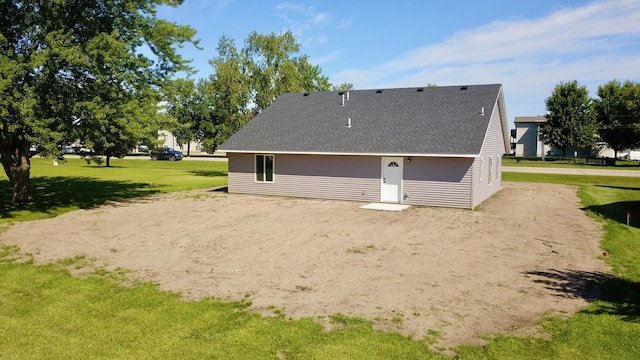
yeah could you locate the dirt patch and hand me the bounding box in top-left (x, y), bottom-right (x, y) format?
top-left (1, 182), bottom-right (608, 347)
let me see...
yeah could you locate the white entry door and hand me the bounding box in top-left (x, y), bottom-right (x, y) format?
top-left (380, 157), bottom-right (403, 203)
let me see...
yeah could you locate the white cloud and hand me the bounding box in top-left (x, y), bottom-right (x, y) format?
top-left (332, 0), bottom-right (640, 117)
top-left (311, 49), bottom-right (345, 65)
top-left (337, 15), bottom-right (356, 29)
top-left (273, 2), bottom-right (336, 48)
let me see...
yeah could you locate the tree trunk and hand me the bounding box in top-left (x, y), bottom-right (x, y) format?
top-left (1, 130), bottom-right (35, 203)
top-left (106, 155), bottom-right (111, 167)
top-left (187, 142), bottom-right (191, 157)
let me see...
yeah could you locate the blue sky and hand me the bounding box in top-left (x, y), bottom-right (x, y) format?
top-left (158, 0), bottom-right (640, 124)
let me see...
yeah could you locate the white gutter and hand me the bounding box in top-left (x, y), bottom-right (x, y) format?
top-left (221, 149), bottom-right (480, 158)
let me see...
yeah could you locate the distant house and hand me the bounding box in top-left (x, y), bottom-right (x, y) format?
top-left (513, 116), bottom-right (615, 158)
top-left (157, 130), bottom-right (208, 155)
top-left (513, 116), bottom-right (547, 157)
top-left (219, 84), bottom-right (510, 209)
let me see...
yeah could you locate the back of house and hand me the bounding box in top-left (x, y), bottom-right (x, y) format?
top-left (219, 84), bottom-right (509, 209)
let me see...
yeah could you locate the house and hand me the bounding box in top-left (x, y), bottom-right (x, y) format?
top-left (513, 116), bottom-right (616, 158)
top-left (157, 130), bottom-right (209, 155)
top-left (219, 84), bottom-right (509, 209)
top-left (513, 116), bottom-right (547, 157)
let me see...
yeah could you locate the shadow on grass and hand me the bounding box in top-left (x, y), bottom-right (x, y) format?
top-left (585, 200), bottom-right (640, 229)
top-left (524, 269), bottom-right (605, 302)
top-left (188, 170), bottom-right (227, 177)
top-left (524, 269), bottom-right (640, 322)
top-left (0, 177), bottom-right (160, 219)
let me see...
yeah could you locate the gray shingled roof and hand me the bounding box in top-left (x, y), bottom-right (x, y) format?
top-left (219, 84), bottom-right (504, 155)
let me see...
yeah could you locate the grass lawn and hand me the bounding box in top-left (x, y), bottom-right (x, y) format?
top-left (0, 157), bottom-right (227, 225)
top-left (503, 156), bottom-right (640, 170)
top-left (0, 159), bottom-right (639, 358)
top-left (454, 173), bottom-right (640, 359)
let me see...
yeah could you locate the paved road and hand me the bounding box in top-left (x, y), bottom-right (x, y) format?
top-left (503, 166), bottom-right (640, 177)
top-left (63, 154), bottom-right (228, 162)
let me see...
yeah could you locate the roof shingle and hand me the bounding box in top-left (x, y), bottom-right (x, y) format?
top-left (219, 84), bottom-right (503, 155)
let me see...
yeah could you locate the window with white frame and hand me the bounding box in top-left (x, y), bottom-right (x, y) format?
top-left (255, 154), bottom-right (274, 182)
top-left (488, 156), bottom-right (493, 184)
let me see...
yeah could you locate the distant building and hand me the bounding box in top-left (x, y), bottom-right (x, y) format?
top-left (513, 116), bottom-right (616, 158)
top-left (513, 116), bottom-right (547, 157)
top-left (158, 130), bottom-right (209, 155)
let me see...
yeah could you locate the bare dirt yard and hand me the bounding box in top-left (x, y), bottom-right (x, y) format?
top-left (1, 182), bottom-right (609, 347)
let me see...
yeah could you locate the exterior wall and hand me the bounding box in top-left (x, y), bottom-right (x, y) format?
top-left (472, 99), bottom-right (507, 208)
top-left (228, 153), bottom-right (380, 203)
top-left (229, 153), bottom-right (477, 208)
top-left (514, 120), bottom-right (617, 158)
top-left (403, 157), bottom-right (473, 208)
top-left (515, 122), bottom-right (541, 157)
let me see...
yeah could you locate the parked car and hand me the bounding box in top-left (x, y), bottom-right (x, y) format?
top-left (150, 147), bottom-right (183, 161)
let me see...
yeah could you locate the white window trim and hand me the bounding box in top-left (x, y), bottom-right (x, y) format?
top-left (255, 154), bottom-right (275, 183)
top-left (488, 156), bottom-right (493, 185)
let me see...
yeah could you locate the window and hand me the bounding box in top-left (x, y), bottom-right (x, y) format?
top-left (255, 155), bottom-right (274, 182)
top-left (388, 161), bottom-right (399, 167)
top-left (488, 156), bottom-right (493, 184)
top-left (477, 157), bottom-right (484, 182)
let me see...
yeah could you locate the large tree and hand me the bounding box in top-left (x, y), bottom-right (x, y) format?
top-left (185, 31), bottom-right (331, 151)
top-left (331, 82), bottom-right (355, 91)
top-left (243, 31), bottom-right (331, 114)
top-left (165, 78), bottom-right (222, 155)
top-left (0, 0), bottom-right (196, 202)
top-left (540, 80), bottom-right (596, 157)
top-left (594, 80), bottom-right (640, 158)
top-left (206, 35), bottom-right (252, 149)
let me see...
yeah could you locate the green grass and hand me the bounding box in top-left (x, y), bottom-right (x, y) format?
top-left (0, 158), bottom-right (227, 224)
top-left (0, 247), bottom-right (444, 359)
top-left (1, 160), bottom-right (640, 358)
top-left (503, 156), bottom-right (640, 169)
top-left (455, 173), bottom-right (640, 359)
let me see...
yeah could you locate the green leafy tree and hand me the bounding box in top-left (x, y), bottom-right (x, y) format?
top-left (594, 80), bottom-right (640, 158)
top-left (75, 88), bottom-right (163, 167)
top-left (207, 35), bottom-right (252, 149)
top-left (0, 0), bottom-right (197, 202)
top-left (331, 82), bottom-right (355, 91)
top-left (200, 31), bottom-right (330, 148)
top-left (540, 80), bottom-right (596, 157)
top-left (166, 79), bottom-right (203, 156)
top-left (243, 31), bottom-right (331, 114)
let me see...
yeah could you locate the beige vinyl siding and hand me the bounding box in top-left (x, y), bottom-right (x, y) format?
top-left (403, 157), bottom-right (473, 208)
top-left (227, 153), bottom-right (380, 202)
top-left (471, 98), bottom-right (507, 208)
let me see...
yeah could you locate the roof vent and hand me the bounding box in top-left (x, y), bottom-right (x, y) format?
top-left (376, 89), bottom-right (383, 93)
top-left (338, 91), bottom-right (345, 95)
top-left (460, 86), bottom-right (468, 90)
top-left (303, 92), bottom-right (310, 96)
top-left (417, 87), bottom-right (424, 92)
top-left (480, 106), bottom-right (485, 116)
top-left (346, 117), bottom-right (351, 128)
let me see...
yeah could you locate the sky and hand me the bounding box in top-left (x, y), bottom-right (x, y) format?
top-left (158, 0), bottom-right (640, 125)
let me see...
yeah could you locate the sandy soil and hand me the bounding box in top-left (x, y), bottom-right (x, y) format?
top-left (0, 182), bottom-right (609, 348)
